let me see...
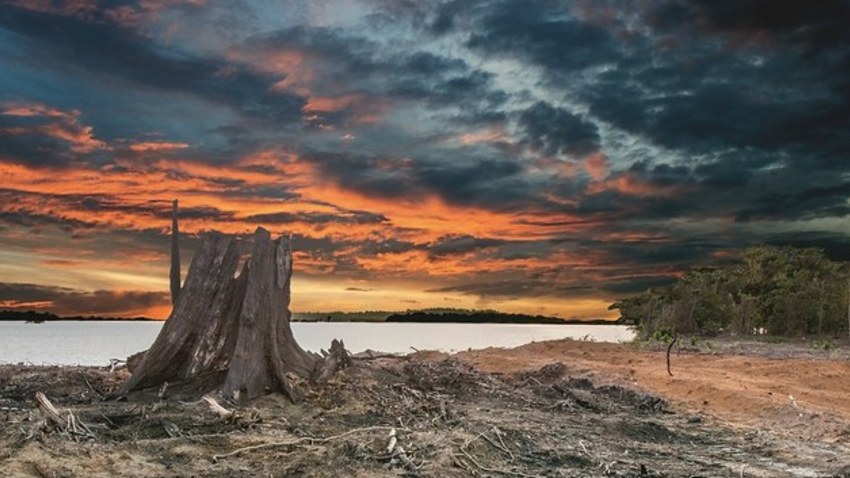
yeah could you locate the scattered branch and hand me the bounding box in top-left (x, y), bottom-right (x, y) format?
top-left (212, 425), bottom-right (403, 461)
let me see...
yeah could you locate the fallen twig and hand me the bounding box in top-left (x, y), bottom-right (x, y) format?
top-left (455, 449), bottom-right (539, 478)
top-left (82, 372), bottom-right (104, 400)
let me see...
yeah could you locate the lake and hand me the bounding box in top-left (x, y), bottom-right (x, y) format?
top-left (0, 321), bottom-right (634, 366)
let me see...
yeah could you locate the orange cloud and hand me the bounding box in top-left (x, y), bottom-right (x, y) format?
top-left (228, 48), bottom-right (315, 96)
top-left (128, 141), bottom-right (190, 153)
top-left (587, 172), bottom-right (681, 197)
top-left (453, 126), bottom-right (509, 145)
top-left (583, 152), bottom-right (608, 180)
top-left (1, 102), bottom-right (106, 153)
top-left (0, 299), bottom-right (53, 309)
top-left (0, 143), bottom-right (632, 321)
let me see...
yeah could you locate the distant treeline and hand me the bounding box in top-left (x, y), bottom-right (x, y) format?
top-left (0, 310), bottom-right (153, 322)
top-left (292, 311), bottom-right (391, 322)
top-left (386, 311), bottom-right (609, 324)
top-left (611, 245), bottom-right (850, 339)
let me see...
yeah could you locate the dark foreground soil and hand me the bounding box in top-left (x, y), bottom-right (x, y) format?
top-left (2, 345), bottom-right (850, 477)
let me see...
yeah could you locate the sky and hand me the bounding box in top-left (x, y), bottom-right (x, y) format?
top-left (1, 0), bottom-right (849, 319)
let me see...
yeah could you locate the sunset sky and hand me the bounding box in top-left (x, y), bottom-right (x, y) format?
top-left (1, 0), bottom-right (849, 319)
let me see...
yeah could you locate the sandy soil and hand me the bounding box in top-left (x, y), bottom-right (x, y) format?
top-left (455, 339), bottom-right (850, 441)
top-left (2, 339), bottom-right (850, 477)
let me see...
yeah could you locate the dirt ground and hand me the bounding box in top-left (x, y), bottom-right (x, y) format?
top-left (455, 338), bottom-right (850, 442)
top-left (1, 339), bottom-right (850, 477)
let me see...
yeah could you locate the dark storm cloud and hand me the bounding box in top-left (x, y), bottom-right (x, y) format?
top-left (764, 231), bottom-right (850, 262)
top-left (301, 150), bottom-right (531, 210)
top-left (0, 4), bottom-right (306, 129)
top-left (245, 210), bottom-right (388, 226)
top-left (0, 282), bottom-right (168, 316)
top-left (735, 182), bottom-right (850, 223)
top-left (649, 0), bottom-right (850, 55)
top-left (597, 276), bottom-right (678, 295)
top-left (241, 26), bottom-right (508, 124)
top-left (76, 196), bottom-right (233, 222)
top-left (0, 210), bottom-right (92, 232)
top-left (2, 0), bottom-right (850, 313)
top-left (592, 239), bottom-right (725, 268)
top-left (428, 235), bottom-right (506, 257)
top-left (414, 0), bottom-right (850, 230)
top-left (518, 101), bottom-right (600, 158)
top-left (463, 0), bottom-right (620, 71)
top-left (580, 1), bottom-right (850, 161)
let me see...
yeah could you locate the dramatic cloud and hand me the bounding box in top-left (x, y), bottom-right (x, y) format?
top-left (0, 0), bottom-right (847, 318)
top-left (0, 282), bottom-right (169, 317)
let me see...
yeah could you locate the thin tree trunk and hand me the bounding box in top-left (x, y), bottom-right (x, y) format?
top-left (170, 199), bottom-right (181, 305)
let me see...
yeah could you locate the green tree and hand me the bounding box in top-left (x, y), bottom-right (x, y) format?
top-left (612, 245), bottom-right (850, 340)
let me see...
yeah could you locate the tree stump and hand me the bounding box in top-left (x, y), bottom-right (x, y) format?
top-left (123, 227), bottom-right (348, 402)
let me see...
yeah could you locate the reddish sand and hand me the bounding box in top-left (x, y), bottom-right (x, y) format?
top-left (454, 340), bottom-right (850, 440)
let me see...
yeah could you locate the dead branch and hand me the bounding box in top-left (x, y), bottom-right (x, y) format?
top-left (81, 372), bottom-right (104, 400)
top-left (34, 392), bottom-right (64, 429)
top-left (454, 449), bottom-right (539, 478)
top-left (666, 335), bottom-right (678, 377)
top-left (34, 392), bottom-right (96, 440)
top-left (212, 425), bottom-right (404, 461)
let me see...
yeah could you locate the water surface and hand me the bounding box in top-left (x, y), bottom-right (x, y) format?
top-left (0, 321), bottom-right (633, 366)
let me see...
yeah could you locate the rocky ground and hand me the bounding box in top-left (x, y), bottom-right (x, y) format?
top-left (2, 340), bottom-right (850, 477)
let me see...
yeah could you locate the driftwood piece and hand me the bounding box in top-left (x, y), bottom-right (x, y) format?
top-left (201, 396), bottom-right (233, 418)
top-left (35, 392), bottom-right (64, 429)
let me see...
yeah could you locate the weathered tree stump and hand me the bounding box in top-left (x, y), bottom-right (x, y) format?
top-left (123, 226), bottom-right (348, 402)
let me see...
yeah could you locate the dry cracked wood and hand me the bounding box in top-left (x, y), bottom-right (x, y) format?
top-left (124, 226), bottom-right (349, 402)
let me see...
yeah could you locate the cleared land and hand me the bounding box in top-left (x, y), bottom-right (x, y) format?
top-left (1, 339), bottom-right (849, 477)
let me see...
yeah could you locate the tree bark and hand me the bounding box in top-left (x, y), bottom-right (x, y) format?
top-left (170, 199), bottom-right (181, 305)
top-left (124, 227), bottom-right (347, 401)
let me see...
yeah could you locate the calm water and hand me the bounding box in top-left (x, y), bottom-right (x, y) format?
top-left (0, 321), bottom-right (634, 366)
